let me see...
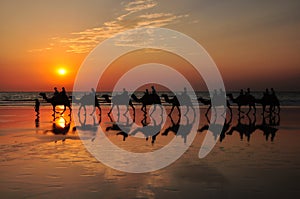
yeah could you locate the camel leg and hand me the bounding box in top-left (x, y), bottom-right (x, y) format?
top-left (262, 105), bottom-right (266, 116)
top-left (228, 105), bottom-right (232, 116)
top-left (238, 106), bottom-right (242, 115)
top-left (68, 105), bottom-right (72, 115)
top-left (206, 105), bottom-right (211, 116)
top-left (169, 105), bottom-right (175, 116)
top-left (91, 106), bottom-right (96, 115)
top-left (150, 105), bottom-right (157, 116)
top-left (130, 104), bottom-right (135, 116)
top-left (253, 105), bottom-right (256, 115)
top-left (141, 105), bottom-right (147, 114)
top-left (108, 105), bottom-right (114, 115)
top-left (52, 106), bottom-right (56, 116)
top-left (184, 105), bottom-right (189, 115)
top-left (97, 105), bottom-right (101, 115)
top-left (124, 105), bottom-right (129, 115)
top-left (117, 105), bottom-right (120, 116)
top-left (246, 105), bottom-right (251, 115)
top-left (176, 105), bottom-right (181, 116)
top-left (61, 105), bottom-right (66, 115)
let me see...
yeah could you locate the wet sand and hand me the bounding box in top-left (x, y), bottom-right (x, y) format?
top-left (0, 106), bottom-right (299, 198)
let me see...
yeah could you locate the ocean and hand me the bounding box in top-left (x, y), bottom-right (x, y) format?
top-left (0, 91), bottom-right (299, 107)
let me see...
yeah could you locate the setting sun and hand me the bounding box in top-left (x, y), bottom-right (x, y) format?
top-left (57, 68), bottom-right (67, 76)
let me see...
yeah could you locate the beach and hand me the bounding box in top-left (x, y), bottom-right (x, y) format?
top-left (0, 105), bottom-right (299, 199)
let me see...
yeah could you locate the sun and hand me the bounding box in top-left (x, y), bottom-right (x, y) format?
top-left (57, 68), bottom-right (67, 76)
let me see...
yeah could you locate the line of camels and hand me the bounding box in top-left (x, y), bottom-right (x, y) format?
top-left (39, 88), bottom-right (280, 116)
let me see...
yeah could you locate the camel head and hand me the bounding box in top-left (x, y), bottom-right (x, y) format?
top-left (130, 94), bottom-right (140, 102)
top-left (226, 93), bottom-right (233, 99)
top-left (39, 92), bottom-right (47, 99)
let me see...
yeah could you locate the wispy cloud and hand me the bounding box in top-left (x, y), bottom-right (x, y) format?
top-left (29, 0), bottom-right (188, 54)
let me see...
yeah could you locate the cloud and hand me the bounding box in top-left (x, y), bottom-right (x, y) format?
top-left (30, 0), bottom-right (188, 54)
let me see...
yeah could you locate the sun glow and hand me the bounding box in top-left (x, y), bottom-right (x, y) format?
top-left (57, 68), bottom-right (67, 76)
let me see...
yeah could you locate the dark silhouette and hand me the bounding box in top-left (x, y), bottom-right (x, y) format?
top-left (40, 92), bottom-right (72, 115)
top-left (151, 86), bottom-right (157, 95)
top-left (35, 115), bottom-right (40, 128)
top-left (60, 87), bottom-right (67, 96)
top-left (227, 92), bottom-right (256, 115)
top-left (254, 88), bottom-right (280, 115)
top-left (227, 114), bottom-right (257, 142)
top-left (44, 115), bottom-right (71, 135)
top-left (105, 114), bottom-right (133, 141)
top-left (162, 114), bottom-right (195, 143)
top-left (130, 114), bottom-right (162, 145)
top-left (73, 88), bottom-right (101, 115)
top-left (102, 93), bottom-right (135, 116)
top-left (131, 92), bottom-right (162, 115)
top-left (161, 90), bottom-right (195, 116)
top-left (34, 99), bottom-right (40, 116)
top-left (256, 112), bottom-right (280, 142)
top-left (270, 88), bottom-right (280, 113)
top-left (198, 97), bottom-right (232, 116)
top-left (73, 111), bottom-right (101, 141)
top-left (198, 113), bottom-right (232, 142)
top-left (54, 87), bottom-right (59, 96)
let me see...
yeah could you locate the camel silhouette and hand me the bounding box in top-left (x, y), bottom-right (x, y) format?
top-left (131, 93), bottom-right (162, 115)
top-left (39, 92), bottom-right (71, 115)
top-left (227, 93), bottom-right (256, 115)
top-left (161, 94), bottom-right (195, 116)
top-left (102, 94), bottom-right (135, 116)
top-left (198, 97), bottom-right (232, 116)
top-left (256, 93), bottom-right (280, 115)
top-left (73, 94), bottom-right (101, 115)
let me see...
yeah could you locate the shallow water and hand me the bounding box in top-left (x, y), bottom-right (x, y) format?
top-left (0, 105), bottom-right (299, 198)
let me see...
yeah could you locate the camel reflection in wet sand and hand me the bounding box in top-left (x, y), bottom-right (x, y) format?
top-left (43, 114), bottom-right (72, 143)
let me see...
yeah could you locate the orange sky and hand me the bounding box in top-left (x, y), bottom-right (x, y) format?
top-left (0, 0), bottom-right (299, 91)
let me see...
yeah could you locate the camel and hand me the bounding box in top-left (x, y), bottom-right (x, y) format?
top-left (102, 94), bottom-right (135, 116)
top-left (161, 94), bottom-right (195, 116)
top-left (255, 94), bottom-right (280, 114)
top-left (39, 92), bottom-right (71, 115)
top-left (72, 94), bottom-right (101, 115)
top-left (198, 97), bottom-right (232, 116)
top-left (227, 93), bottom-right (256, 114)
top-left (131, 93), bottom-right (162, 115)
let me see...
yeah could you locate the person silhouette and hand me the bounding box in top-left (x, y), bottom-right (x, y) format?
top-left (219, 88), bottom-right (225, 96)
top-left (240, 89), bottom-right (244, 95)
top-left (54, 87), bottom-right (59, 96)
top-left (121, 88), bottom-right (128, 96)
top-left (144, 89), bottom-right (149, 96)
top-left (151, 86), bottom-right (157, 95)
top-left (245, 88), bottom-right (251, 96)
top-left (264, 88), bottom-right (269, 95)
top-left (91, 88), bottom-right (96, 95)
top-left (60, 87), bottom-right (66, 96)
top-left (34, 99), bottom-right (40, 116)
top-left (270, 88), bottom-right (276, 96)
